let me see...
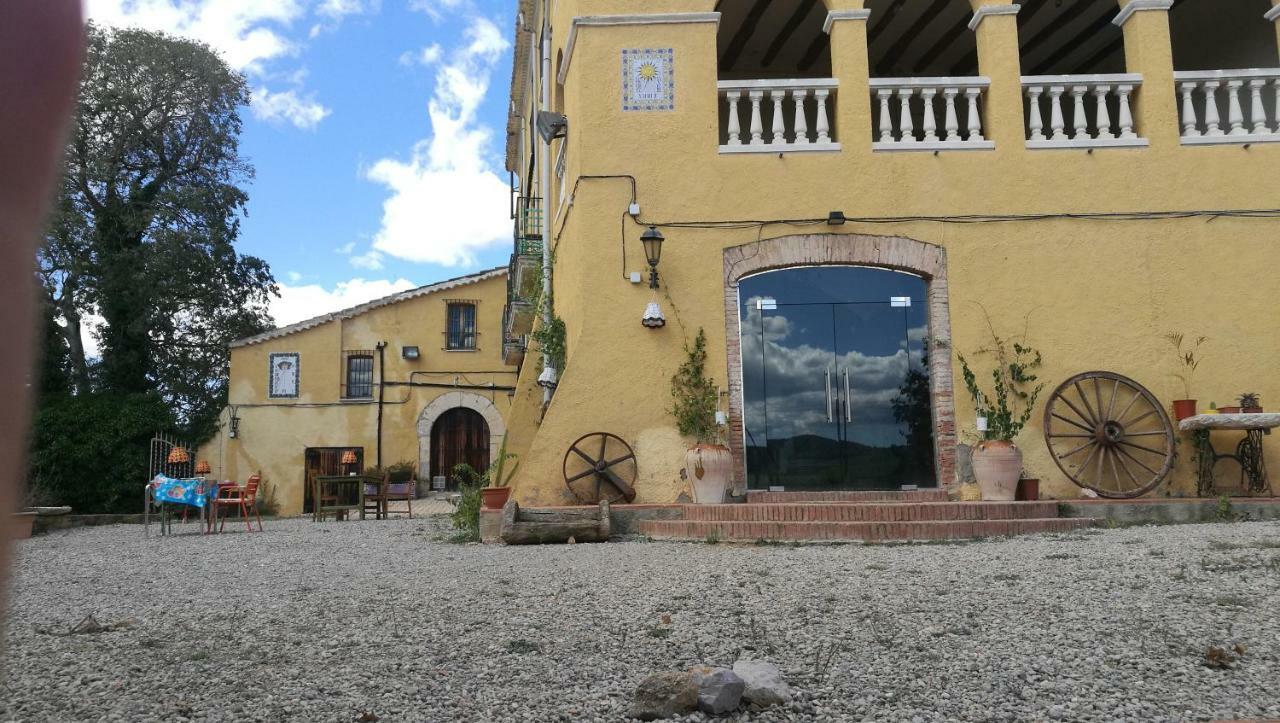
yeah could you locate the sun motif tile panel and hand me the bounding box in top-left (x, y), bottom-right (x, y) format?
top-left (621, 48), bottom-right (674, 112)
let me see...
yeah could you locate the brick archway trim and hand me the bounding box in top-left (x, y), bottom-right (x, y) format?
top-left (722, 233), bottom-right (957, 491)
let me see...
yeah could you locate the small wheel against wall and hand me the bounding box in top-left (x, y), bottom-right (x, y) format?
top-left (1043, 371), bottom-right (1175, 498)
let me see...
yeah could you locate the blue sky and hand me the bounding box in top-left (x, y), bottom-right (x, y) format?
top-left (85, 0), bottom-right (516, 327)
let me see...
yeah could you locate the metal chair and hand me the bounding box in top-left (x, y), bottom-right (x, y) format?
top-left (216, 473), bottom-right (263, 532)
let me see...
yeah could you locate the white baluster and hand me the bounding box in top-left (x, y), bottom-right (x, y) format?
top-left (726, 91), bottom-right (742, 145)
top-left (943, 87), bottom-right (959, 142)
top-left (965, 87), bottom-right (984, 142)
top-left (791, 88), bottom-right (810, 144)
top-left (1048, 86), bottom-right (1066, 141)
top-left (898, 88), bottom-right (916, 143)
top-left (1248, 80), bottom-right (1269, 135)
top-left (1027, 86), bottom-right (1045, 141)
top-left (1179, 82), bottom-right (1201, 138)
top-left (1202, 81), bottom-right (1222, 136)
top-left (920, 88), bottom-right (938, 141)
top-left (748, 90), bottom-right (765, 145)
top-left (769, 89), bottom-right (786, 145)
top-left (1070, 85), bottom-right (1089, 140)
top-left (1226, 80), bottom-right (1246, 136)
top-left (814, 89), bottom-right (831, 143)
top-left (877, 89), bottom-right (895, 143)
top-left (1093, 85), bottom-right (1113, 139)
top-left (1116, 84), bottom-right (1136, 139)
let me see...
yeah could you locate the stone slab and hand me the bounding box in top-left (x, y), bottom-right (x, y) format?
top-left (1179, 413), bottom-right (1280, 431)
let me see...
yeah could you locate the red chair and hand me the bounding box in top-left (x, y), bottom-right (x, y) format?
top-left (216, 473), bottom-right (263, 533)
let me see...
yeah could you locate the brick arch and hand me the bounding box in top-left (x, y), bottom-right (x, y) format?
top-left (721, 233), bottom-right (957, 491)
top-left (417, 392), bottom-right (507, 481)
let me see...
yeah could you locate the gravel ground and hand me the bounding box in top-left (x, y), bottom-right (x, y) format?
top-left (2, 516), bottom-right (1280, 722)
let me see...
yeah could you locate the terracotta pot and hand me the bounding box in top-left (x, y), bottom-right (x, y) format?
top-left (1016, 478), bottom-right (1040, 501)
top-left (1171, 399), bottom-right (1197, 421)
top-left (480, 487), bottom-right (512, 510)
top-left (1218, 406), bottom-right (1241, 415)
top-left (1243, 406), bottom-right (1263, 414)
top-left (685, 444), bottom-right (733, 504)
top-left (4, 511), bottom-right (37, 540)
top-left (971, 440), bottom-right (1022, 501)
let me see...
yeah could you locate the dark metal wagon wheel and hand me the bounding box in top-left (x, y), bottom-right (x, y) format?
top-left (563, 432), bottom-right (638, 504)
top-left (1043, 371), bottom-right (1175, 498)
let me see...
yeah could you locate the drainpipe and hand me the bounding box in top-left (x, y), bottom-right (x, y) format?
top-left (376, 341), bottom-right (386, 468)
top-left (539, 1), bottom-right (553, 406)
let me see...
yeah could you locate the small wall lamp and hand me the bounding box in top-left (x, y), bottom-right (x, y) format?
top-left (641, 226), bottom-right (664, 289)
top-left (228, 413), bottom-right (240, 439)
top-left (402, 345), bottom-right (420, 360)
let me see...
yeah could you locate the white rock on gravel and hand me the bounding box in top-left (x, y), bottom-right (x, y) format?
top-left (732, 659), bottom-right (791, 707)
top-left (2, 516), bottom-right (1279, 722)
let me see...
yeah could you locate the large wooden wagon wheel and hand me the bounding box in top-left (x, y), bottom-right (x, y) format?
top-left (563, 432), bottom-right (638, 504)
top-left (1043, 371), bottom-right (1175, 498)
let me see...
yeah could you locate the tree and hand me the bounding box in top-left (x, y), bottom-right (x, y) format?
top-left (37, 24), bottom-right (275, 437)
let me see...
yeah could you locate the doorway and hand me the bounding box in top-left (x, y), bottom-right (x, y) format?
top-left (739, 266), bottom-right (935, 491)
top-left (430, 407), bottom-right (491, 483)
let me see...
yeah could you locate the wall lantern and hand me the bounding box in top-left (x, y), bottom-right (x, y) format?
top-left (228, 413), bottom-right (240, 439)
top-left (402, 345), bottom-right (421, 360)
top-left (641, 226), bottom-right (664, 290)
top-left (537, 366), bottom-right (558, 389)
top-left (642, 301), bottom-right (666, 328)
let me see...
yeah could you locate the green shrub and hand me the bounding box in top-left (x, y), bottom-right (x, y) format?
top-left (449, 463), bottom-right (483, 541)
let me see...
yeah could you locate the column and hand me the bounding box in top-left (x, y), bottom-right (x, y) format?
top-left (825, 7), bottom-right (873, 153)
top-left (968, 2), bottom-right (1024, 150)
top-left (1115, 0), bottom-right (1179, 147)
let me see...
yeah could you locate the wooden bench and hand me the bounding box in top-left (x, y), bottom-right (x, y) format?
top-left (499, 500), bottom-right (611, 545)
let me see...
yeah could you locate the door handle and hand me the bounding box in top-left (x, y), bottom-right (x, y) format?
top-left (825, 367), bottom-right (833, 423)
top-left (843, 368), bottom-right (852, 422)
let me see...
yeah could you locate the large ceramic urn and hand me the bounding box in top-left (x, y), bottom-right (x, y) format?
top-left (971, 440), bottom-right (1022, 501)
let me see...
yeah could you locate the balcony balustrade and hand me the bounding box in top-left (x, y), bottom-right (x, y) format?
top-left (869, 77), bottom-right (993, 151)
top-left (718, 78), bottom-right (839, 153)
top-left (1175, 69), bottom-right (1280, 145)
top-left (1022, 75), bottom-right (1145, 149)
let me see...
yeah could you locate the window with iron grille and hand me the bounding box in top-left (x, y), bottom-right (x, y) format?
top-left (446, 302), bottom-right (477, 350)
top-left (344, 352), bottom-right (374, 398)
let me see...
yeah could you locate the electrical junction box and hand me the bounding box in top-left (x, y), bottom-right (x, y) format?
top-left (629, 271), bottom-right (642, 284)
top-left (628, 202), bottom-right (640, 217)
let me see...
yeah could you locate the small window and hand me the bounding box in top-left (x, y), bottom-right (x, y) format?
top-left (344, 352), bottom-right (374, 398)
top-left (446, 302), bottom-right (477, 350)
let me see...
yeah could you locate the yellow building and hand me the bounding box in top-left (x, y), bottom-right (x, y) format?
top-left (200, 268), bottom-right (516, 515)
top-left (499, 0), bottom-right (1280, 506)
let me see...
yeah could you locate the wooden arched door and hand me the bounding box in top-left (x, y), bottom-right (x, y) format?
top-left (430, 407), bottom-right (490, 482)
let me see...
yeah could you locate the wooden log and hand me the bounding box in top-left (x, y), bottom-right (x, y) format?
top-left (499, 500), bottom-right (611, 545)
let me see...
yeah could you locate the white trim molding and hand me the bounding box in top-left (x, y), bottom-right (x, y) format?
top-left (968, 4), bottom-right (1019, 32)
top-left (1265, 5), bottom-right (1280, 22)
top-left (1113, 0), bottom-right (1175, 27)
top-left (823, 9), bottom-right (871, 34)
top-left (558, 13), bottom-right (720, 85)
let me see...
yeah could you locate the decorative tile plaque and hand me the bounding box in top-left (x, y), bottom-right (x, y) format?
top-left (621, 48), bottom-right (674, 111)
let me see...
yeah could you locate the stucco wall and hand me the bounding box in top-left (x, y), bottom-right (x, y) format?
top-left (503, 0), bottom-right (1280, 505)
top-left (198, 273), bottom-right (516, 515)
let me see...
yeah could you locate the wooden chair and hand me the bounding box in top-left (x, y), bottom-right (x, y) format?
top-left (361, 474), bottom-right (387, 520)
top-left (383, 467), bottom-right (415, 519)
top-left (216, 473), bottom-right (263, 532)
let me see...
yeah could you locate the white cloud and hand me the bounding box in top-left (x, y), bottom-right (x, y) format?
top-left (399, 43), bottom-right (443, 67)
top-left (408, 0), bottom-right (467, 22)
top-left (350, 249), bottom-right (385, 270)
top-left (286, 271), bottom-right (303, 283)
top-left (366, 17), bottom-right (511, 267)
top-left (271, 277), bottom-right (416, 326)
top-left (335, 241), bottom-right (356, 254)
top-left (252, 87), bottom-right (331, 129)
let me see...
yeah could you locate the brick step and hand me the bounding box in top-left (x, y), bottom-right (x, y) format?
top-left (683, 501), bottom-right (1061, 523)
top-left (744, 489), bottom-right (949, 504)
top-left (636, 518), bottom-right (1093, 543)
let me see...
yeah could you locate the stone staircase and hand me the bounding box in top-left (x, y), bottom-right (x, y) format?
top-left (636, 489), bottom-right (1094, 542)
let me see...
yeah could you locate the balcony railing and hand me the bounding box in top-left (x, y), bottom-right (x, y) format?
top-left (870, 77), bottom-right (993, 151)
top-left (515, 196), bottom-right (543, 256)
top-left (718, 78), bottom-right (839, 153)
top-left (1022, 74), bottom-right (1146, 149)
top-left (1175, 69), bottom-right (1280, 145)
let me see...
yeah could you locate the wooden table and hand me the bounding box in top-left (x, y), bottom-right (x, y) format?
top-left (313, 475), bottom-right (369, 521)
top-left (1179, 413), bottom-right (1280, 497)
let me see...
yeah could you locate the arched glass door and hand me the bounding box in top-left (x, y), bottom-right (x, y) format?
top-left (739, 266), bottom-right (934, 490)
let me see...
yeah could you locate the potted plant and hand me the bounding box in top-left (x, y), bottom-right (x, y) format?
top-left (1239, 392), bottom-right (1263, 414)
top-left (958, 325), bottom-right (1044, 502)
top-left (672, 328), bottom-right (732, 504)
top-left (1165, 332), bottom-right (1206, 421)
top-left (1218, 403), bottom-right (1241, 415)
top-left (480, 437), bottom-right (518, 510)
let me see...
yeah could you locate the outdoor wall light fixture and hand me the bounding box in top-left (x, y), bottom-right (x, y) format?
top-left (827, 210), bottom-right (847, 225)
top-left (537, 366), bottom-right (558, 389)
top-left (642, 301), bottom-right (666, 328)
top-left (402, 345), bottom-right (420, 360)
top-left (228, 413), bottom-right (240, 439)
top-left (641, 225), bottom-right (664, 289)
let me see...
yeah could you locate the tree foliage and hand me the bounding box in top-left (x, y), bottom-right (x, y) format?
top-left (670, 328), bottom-right (722, 445)
top-left (32, 25), bottom-right (277, 510)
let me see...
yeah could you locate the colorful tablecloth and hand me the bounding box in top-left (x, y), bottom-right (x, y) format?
top-left (150, 476), bottom-right (216, 508)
